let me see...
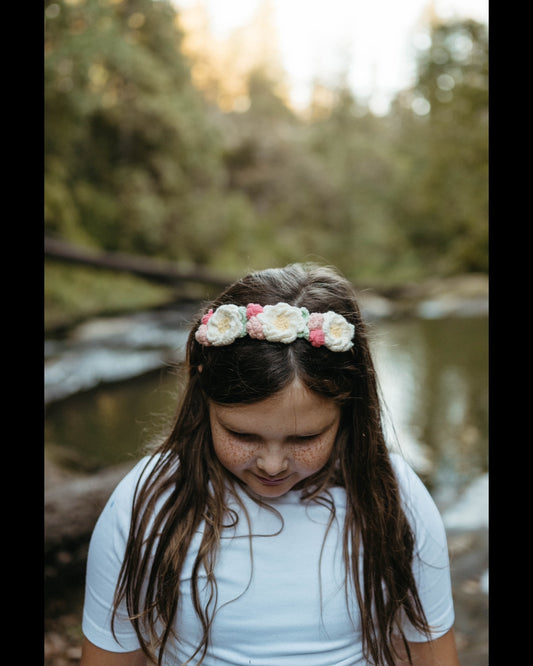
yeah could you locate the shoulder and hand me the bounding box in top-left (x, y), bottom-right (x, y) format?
top-left (389, 452), bottom-right (433, 507)
top-left (111, 451), bottom-right (176, 501)
top-left (107, 455), bottom-right (160, 507)
top-left (83, 453), bottom-right (178, 653)
top-left (389, 454), bottom-right (455, 640)
top-left (389, 453), bottom-right (447, 549)
top-left (93, 453), bottom-right (173, 540)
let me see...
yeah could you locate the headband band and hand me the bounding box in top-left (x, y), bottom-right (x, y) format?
top-left (195, 302), bottom-right (354, 352)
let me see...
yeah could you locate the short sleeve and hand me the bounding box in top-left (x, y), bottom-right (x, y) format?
top-left (82, 456), bottom-right (154, 652)
top-left (390, 454), bottom-right (455, 642)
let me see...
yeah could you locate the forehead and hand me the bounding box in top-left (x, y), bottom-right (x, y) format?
top-left (209, 379), bottom-right (340, 435)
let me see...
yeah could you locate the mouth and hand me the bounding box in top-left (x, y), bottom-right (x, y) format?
top-left (253, 473), bottom-right (292, 486)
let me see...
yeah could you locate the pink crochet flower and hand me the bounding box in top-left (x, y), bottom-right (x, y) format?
top-left (246, 303), bottom-right (264, 318)
top-left (308, 312), bottom-right (325, 347)
top-left (244, 304), bottom-right (265, 339)
top-left (246, 317), bottom-right (265, 339)
top-left (195, 324), bottom-right (210, 345)
top-left (201, 309), bottom-right (214, 325)
top-left (308, 312), bottom-right (324, 330)
top-left (309, 329), bottom-right (326, 347)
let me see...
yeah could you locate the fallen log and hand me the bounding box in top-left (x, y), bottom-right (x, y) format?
top-left (44, 461), bottom-right (136, 557)
top-left (44, 236), bottom-right (238, 289)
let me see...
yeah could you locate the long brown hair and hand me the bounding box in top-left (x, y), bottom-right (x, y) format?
top-left (113, 264), bottom-right (430, 665)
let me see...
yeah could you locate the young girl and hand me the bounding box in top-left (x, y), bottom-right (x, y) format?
top-left (81, 264), bottom-right (459, 666)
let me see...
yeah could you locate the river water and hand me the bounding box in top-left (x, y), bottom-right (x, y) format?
top-left (45, 306), bottom-right (488, 526)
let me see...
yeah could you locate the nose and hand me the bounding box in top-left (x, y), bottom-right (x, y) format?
top-left (256, 444), bottom-right (289, 477)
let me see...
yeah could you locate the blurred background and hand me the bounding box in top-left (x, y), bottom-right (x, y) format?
top-left (44, 0), bottom-right (488, 663)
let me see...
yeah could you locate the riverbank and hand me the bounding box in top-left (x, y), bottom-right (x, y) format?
top-left (447, 529), bottom-right (489, 665)
top-left (356, 272), bottom-right (488, 320)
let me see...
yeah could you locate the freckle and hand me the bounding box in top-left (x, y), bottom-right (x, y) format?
top-left (225, 441), bottom-right (251, 465)
top-left (296, 450), bottom-right (318, 465)
top-left (295, 443), bottom-right (330, 468)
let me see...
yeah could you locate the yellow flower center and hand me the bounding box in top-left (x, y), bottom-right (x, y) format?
top-left (330, 322), bottom-right (344, 338)
top-left (218, 314), bottom-right (231, 333)
top-left (275, 314), bottom-right (290, 330)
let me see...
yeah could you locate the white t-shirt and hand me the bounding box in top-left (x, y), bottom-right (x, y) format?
top-left (82, 453), bottom-right (454, 665)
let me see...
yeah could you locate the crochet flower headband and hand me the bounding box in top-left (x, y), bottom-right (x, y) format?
top-left (195, 302), bottom-right (355, 352)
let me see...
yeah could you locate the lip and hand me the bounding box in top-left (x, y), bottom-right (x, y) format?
top-left (253, 473), bottom-right (292, 486)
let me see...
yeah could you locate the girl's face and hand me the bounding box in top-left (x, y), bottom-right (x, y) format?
top-left (209, 379), bottom-right (341, 498)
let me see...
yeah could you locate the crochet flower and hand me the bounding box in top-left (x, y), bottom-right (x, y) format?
top-left (308, 312), bottom-right (325, 348)
top-left (195, 324), bottom-right (210, 345)
top-left (195, 302), bottom-right (354, 352)
top-left (201, 309), bottom-right (214, 325)
top-left (246, 304), bottom-right (265, 339)
top-left (246, 304), bottom-right (264, 318)
top-left (256, 303), bottom-right (308, 344)
top-left (203, 304), bottom-right (246, 346)
top-left (321, 311), bottom-right (354, 352)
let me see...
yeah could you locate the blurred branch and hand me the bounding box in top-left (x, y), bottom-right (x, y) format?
top-left (44, 236), bottom-right (239, 289)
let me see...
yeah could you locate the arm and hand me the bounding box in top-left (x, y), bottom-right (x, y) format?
top-left (80, 638), bottom-right (149, 666)
top-left (390, 457), bottom-right (459, 664)
top-left (82, 459), bottom-right (158, 662)
top-left (394, 628), bottom-right (460, 665)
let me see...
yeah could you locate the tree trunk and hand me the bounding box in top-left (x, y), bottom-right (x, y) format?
top-left (44, 236), bottom-right (237, 288)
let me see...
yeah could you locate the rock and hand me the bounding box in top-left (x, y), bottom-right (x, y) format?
top-left (45, 461), bottom-right (136, 557)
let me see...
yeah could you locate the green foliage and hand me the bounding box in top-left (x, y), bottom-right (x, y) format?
top-left (45, 3), bottom-right (488, 293)
top-left (44, 260), bottom-right (176, 331)
top-left (390, 19), bottom-right (488, 274)
top-left (45, 0), bottom-right (225, 256)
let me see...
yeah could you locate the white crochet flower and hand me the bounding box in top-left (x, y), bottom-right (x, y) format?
top-left (322, 311), bottom-right (355, 352)
top-left (257, 303), bottom-right (308, 343)
top-left (206, 304), bottom-right (246, 346)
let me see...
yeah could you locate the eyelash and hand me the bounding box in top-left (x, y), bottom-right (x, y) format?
top-left (227, 430), bottom-right (319, 444)
top-left (228, 431), bottom-right (255, 442)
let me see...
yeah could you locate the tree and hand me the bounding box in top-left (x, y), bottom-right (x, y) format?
top-left (389, 19), bottom-right (488, 274)
top-left (45, 0), bottom-right (226, 259)
top-left (45, 3), bottom-right (487, 283)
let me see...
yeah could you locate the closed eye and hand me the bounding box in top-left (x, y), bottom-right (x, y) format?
top-left (224, 429), bottom-right (323, 444)
top-left (288, 434), bottom-right (320, 444)
top-left (226, 430), bottom-right (258, 442)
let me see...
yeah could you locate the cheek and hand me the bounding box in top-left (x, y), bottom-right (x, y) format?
top-left (293, 439), bottom-right (335, 471)
top-left (213, 436), bottom-right (255, 470)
